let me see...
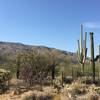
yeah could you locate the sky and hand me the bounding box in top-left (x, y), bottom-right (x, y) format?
top-left (0, 0), bottom-right (100, 56)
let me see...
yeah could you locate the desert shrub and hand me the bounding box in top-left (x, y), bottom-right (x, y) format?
top-left (69, 82), bottom-right (87, 96)
top-left (17, 52), bottom-right (52, 89)
top-left (80, 76), bottom-right (93, 84)
top-left (87, 94), bottom-right (99, 100)
top-left (0, 68), bottom-right (11, 93)
top-left (22, 94), bottom-right (53, 100)
top-left (76, 71), bottom-right (84, 77)
top-left (22, 95), bottom-right (34, 100)
top-left (38, 95), bottom-right (53, 100)
top-left (63, 76), bottom-right (73, 84)
top-left (53, 77), bottom-right (63, 93)
top-left (19, 65), bottom-right (34, 88)
top-left (94, 87), bottom-right (100, 95)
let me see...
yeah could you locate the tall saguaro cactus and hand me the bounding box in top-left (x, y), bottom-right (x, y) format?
top-left (99, 45), bottom-right (100, 62)
top-left (90, 32), bottom-right (95, 83)
top-left (16, 54), bottom-right (21, 79)
top-left (90, 33), bottom-right (100, 83)
top-left (77, 25), bottom-right (87, 75)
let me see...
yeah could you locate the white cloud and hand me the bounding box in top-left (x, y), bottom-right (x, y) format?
top-left (83, 22), bottom-right (100, 28)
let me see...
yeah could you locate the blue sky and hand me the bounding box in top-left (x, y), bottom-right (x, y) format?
top-left (0, 0), bottom-right (100, 56)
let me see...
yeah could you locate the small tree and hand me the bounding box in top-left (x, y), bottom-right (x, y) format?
top-left (18, 51), bottom-right (51, 89)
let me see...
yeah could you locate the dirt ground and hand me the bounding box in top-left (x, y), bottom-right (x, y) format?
top-left (0, 79), bottom-right (100, 100)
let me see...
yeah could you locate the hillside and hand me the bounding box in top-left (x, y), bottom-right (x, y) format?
top-left (0, 41), bottom-right (75, 55)
top-left (0, 41), bottom-right (77, 65)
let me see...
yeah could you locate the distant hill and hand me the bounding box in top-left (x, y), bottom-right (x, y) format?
top-left (0, 41), bottom-right (77, 65)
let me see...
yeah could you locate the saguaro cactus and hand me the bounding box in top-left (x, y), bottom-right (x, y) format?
top-left (16, 54), bottom-right (21, 79)
top-left (90, 32), bottom-right (95, 83)
top-left (77, 25), bottom-right (87, 75)
top-left (99, 45), bottom-right (100, 62)
top-left (90, 33), bottom-right (100, 83)
top-left (61, 71), bottom-right (64, 87)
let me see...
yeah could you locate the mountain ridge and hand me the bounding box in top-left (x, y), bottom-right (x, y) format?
top-left (0, 41), bottom-right (77, 65)
top-left (0, 41), bottom-right (75, 55)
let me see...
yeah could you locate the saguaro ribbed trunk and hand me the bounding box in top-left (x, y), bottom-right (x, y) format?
top-left (51, 65), bottom-right (55, 80)
top-left (82, 63), bottom-right (84, 76)
top-left (90, 32), bottom-right (95, 83)
top-left (99, 45), bottom-right (100, 62)
top-left (77, 25), bottom-right (87, 76)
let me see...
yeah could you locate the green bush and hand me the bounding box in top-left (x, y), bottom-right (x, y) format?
top-left (0, 68), bottom-right (11, 94)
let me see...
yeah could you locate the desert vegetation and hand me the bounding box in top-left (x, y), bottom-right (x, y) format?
top-left (0, 25), bottom-right (100, 100)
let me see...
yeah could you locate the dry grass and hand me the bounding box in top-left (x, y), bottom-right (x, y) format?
top-left (0, 78), bottom-right (100, 100)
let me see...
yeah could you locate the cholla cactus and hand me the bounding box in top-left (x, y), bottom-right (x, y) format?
top-left (77, 25), bottom-right (87, 75)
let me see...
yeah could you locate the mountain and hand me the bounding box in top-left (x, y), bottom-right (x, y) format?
top-left (0, 41), bottom-right (77, 65)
